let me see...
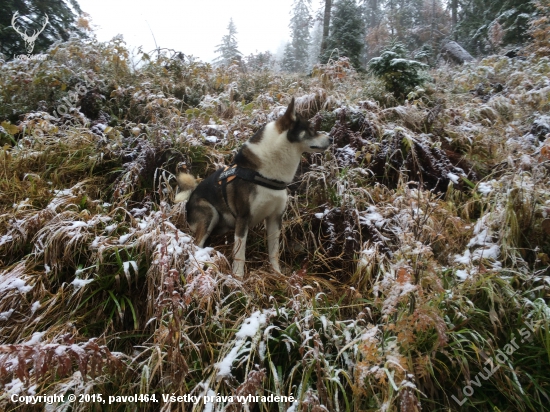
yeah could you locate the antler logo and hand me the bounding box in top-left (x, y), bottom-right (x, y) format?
top-left (11, 11), bottom-right (49, 54)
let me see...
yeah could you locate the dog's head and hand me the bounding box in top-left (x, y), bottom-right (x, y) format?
top-left (276, 98), bottom-right (333, 153)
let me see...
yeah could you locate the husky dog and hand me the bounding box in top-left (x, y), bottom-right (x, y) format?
top-left (175, 98), bottom-right (332, 277)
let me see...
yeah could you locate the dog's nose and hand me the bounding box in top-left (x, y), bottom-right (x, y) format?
top-left (328, 137), bottom-right (334, 144)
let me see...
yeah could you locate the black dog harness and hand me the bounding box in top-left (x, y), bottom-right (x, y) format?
top-left (218, 164), bottom-right (287, 212)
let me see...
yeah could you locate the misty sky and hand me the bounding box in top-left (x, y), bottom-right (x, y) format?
top-left (77, 0), bottom-right (322, 62)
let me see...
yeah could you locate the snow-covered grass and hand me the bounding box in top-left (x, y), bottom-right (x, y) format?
top-left (0, 39), bottom-right (549, 412)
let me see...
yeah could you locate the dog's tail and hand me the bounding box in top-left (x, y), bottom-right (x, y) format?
top-left (174, 173), bottom-right (197, 203)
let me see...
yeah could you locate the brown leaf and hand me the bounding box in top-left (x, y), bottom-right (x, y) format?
top-left (78, 354), bottom-right (89, 382)
top-left (397, 267), bottom-right (412, 283)
top-left (58, 354), bottom-right (72, 377)
top-left (540, 145), bottom-right (550, 162)
top-left (17, 352), bottom-right (27, 381)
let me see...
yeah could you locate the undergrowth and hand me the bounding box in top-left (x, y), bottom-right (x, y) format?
top-left (0, 39), bottom-right (549, 412)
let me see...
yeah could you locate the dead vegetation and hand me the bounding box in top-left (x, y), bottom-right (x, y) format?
top-left (0, 39), bottom-right (549, 412)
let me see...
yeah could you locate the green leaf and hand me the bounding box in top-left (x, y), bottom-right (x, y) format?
top-left (461, 176), bottom-right (476, 188)
top-left (243, 102), bottom-right (254, 113)
top-left (108, 290), bottom-right (124, 322)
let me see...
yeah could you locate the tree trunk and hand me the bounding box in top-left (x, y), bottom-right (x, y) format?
top-left (370, 0), bottom-right (378, 28)
top-left (320, 0), bottom-right (332, 56)
top-left (451, 0), bottom-right (458, 40)
top-left (389, 0), bottom-right (395, 36)
top-left (431, 0), bottom-right (436, 45)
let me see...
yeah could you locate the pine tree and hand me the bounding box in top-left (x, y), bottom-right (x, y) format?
top-left (0, 0), bottom-right (87, 58)
top-left (289, 0), bottom-right (312, 72)
top-left (245, 51), bottom-right (274, 71)
top-left (386, 0), bottom-right (426, 49)
top-left (362, 0), bottom-right (384, 31)
top-left (529, 0), bottom-right (550, 57)
top-left (368, 41), bottom-right (427, 99)
top-left (413, 0), bottom-right (451, 56)
top-left (321, 0), bottom-right (365, 69)
top-left (320, 0), bottom-right (332, 57)
top-left (214, 18), bottom-right (242, 66)
top-left (364, 0), bottom-right (449, 59)
top-left (281, 42), bottom-right (296, 72)
top-left (308, 20), bottom-right (324, 68)
top-left (362, 0), bottom-right (388, 59)
top-left (454, 0), bottom-right (534, 55)
top-left (450, 0), bottom-right (458, 36)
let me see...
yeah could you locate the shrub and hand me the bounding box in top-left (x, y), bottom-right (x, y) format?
top-left (529, 0), bottom-right (550, 57)
top-left (368, 42), bottom-right (428, 100)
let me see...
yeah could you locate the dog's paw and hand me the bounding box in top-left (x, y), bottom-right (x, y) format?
top-left (232, 260), bottom-right (245, 279)
top-left (270, 262), bottom-right (283, 276)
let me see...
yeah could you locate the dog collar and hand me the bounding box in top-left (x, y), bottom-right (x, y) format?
top-left (218, 165), bottom-right (287, 190)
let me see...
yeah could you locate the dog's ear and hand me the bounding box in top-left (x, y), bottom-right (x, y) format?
top-left (276, 97), bottom-right (296, 132)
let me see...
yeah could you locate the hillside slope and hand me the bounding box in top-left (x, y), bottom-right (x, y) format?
top-left (1, 40), bottom-right (549, 411)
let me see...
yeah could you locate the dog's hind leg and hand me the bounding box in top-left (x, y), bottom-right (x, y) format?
top-left (232, 217), bottom-right (249, 278)
top-left (266, 214), bottom-right (282, 274)
top-left (191, 201), bottom-right (219, 248)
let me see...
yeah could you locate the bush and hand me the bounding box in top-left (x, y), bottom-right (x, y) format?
top-left (368, 42), bottom-right (428, 100)
top-left (529, 0), bottom-right (550, 57)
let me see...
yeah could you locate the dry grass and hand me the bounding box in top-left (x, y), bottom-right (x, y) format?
top-left (0, 39), bottom-right (549, 412)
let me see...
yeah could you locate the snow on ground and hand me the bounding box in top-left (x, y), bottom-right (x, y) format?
top-left (216, 310), bottom-right (272, 377)
top-left (359, 206), bottom-right (385, 228)
top-left (23, 331), bottom-right (46, 345)
top-left (478, 180), bottom-right (495, 195)
top-left (454, 211), bottom-right (501, 276)
top-left (71, 278), bottom-right (94, 289)
top-left (447, 172), bottom-right (459, 184)
top-left (0, 262), bottom-right (33, 294)
top-left (31, 301), bottom-right (41, 313)
top-left (0, 309), bottom-right (15, 321)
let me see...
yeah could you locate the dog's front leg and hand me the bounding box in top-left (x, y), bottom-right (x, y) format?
top-left (232, 217), bottom-right (249, 278)
top-left (266, 214), bottom-right (282, 274)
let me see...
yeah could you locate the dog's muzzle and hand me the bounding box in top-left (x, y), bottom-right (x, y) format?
top-left (310, 135), bottom-right (333, 150)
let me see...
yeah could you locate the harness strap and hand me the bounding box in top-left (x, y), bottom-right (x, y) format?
top-left (217, 164), bottom-right (287, 215)
top-left (218, 165), bottom-right (287, 189)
